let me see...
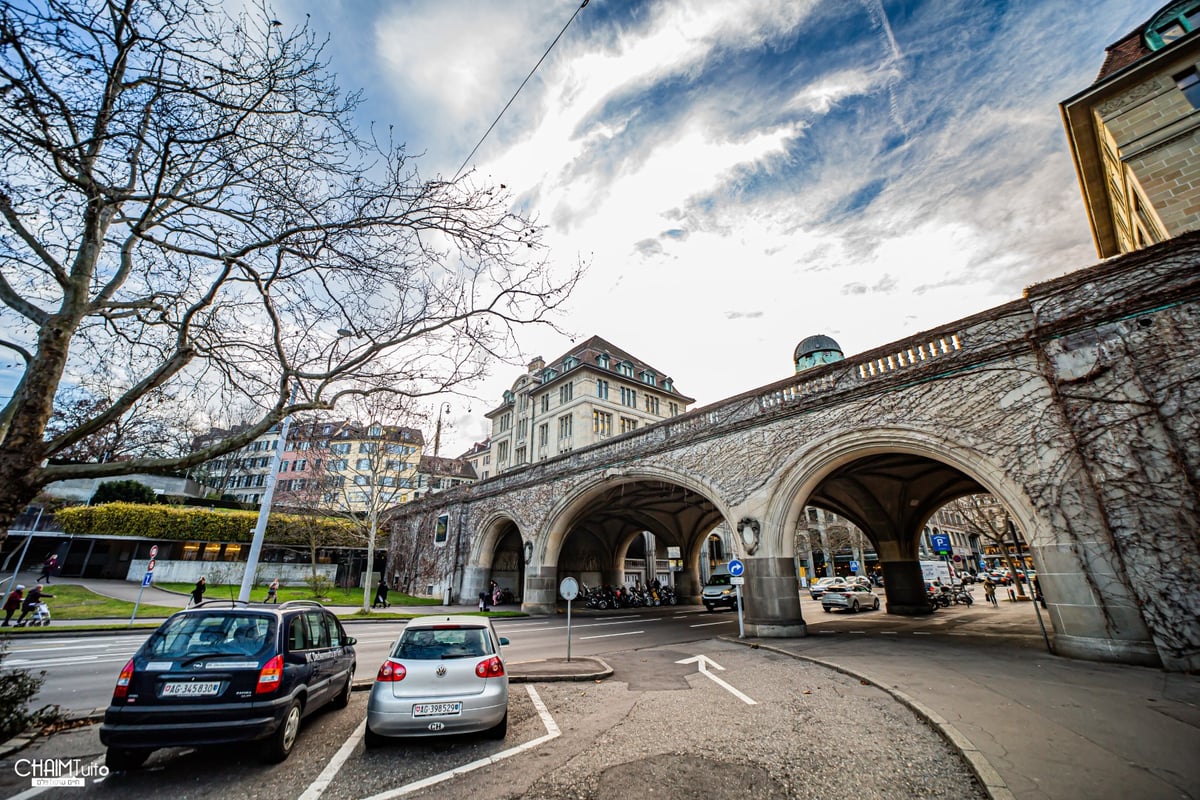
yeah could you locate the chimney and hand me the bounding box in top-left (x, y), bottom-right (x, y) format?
top-left (528, 356), bottom-right (545, 372)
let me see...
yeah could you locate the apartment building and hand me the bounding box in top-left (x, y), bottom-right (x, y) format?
top-left (1062, 0), bottom-right (1200, 256)
top-left (484, 335), bottom-right (694, 474)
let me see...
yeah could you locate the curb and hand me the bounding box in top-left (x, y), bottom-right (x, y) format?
top-left (725, 637), bottom-right (1014, 800)
top-left (507, 657), bottom-right (614, 684)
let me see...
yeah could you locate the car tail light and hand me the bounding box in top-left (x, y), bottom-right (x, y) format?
top-left (256, 654), bottom-right (283, 694)
top-left (376, 660), bottom-right (406, 682)
top-left (113, 659), bottom-right (135, 700)
top-left (475, 656), bottom-right (505, 678)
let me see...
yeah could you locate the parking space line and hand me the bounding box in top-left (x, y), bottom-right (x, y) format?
top-left (361, 685), bottom-right (560, 800)
top-left (579, 630), bottom-right (644, 640)
top-left (298, 719), bottom-right (366, 800)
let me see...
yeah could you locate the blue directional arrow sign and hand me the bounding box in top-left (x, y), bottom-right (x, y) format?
top-left (727, 559), bottom-right (745, 577)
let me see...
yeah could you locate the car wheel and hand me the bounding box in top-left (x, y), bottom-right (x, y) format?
top-left (364, 724), bottom-right (387, 749)
top-left (705, 604), bottom-right (715, 612)
top-left (330, 673), bottom-right (353, 709)
top-left (105, 748), bottom-right (150, 771)
top-left (822, 606), bottom-right (831, 613)
top-left (263, 700), bottom-right (302, 763)
top-left (486, 710), bottom-right (508, 740)
top-left (851, 601), bottom-right (860, 613)
top-left (872, 598), bottom-right (880, 610)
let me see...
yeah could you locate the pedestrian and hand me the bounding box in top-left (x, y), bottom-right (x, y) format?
top-left (490, 579), bottom-right (500, 607)
top-left (478, 590), bottom-right (489, 612)
top-left (37, 553), bottom-right (58, 584)
top-left (373, 581), bottom-right (390, 609)
top-left (2, 585), bottom-right (24, 626)
top-left (189, 576), bottom-right (206, 608)
top-left (265, 578), bottom-right (279, 604)
top-left (15, 584), bottom-right (53, 626)
top-left (983, 576), bottom-right (998, 607)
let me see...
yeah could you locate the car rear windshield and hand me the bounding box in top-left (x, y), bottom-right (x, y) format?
top-left (392, 626), bottom-right (493, 660)
top-left (706, 575), bottom-right (731, 586)
top-left (824, 586), bottom-right (847, 593)
top-left (145, 612), bottom-right (275, 659)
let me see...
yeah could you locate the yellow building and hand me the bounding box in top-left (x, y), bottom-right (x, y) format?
top-left (484, 335), bottom-right (694, 474)
top-left (1061, 1), bottom-right (1200, 257)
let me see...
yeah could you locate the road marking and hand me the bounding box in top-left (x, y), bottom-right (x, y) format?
top-left (298, 719), bottom-right (366, 800)
top-left (675, 655), bottom-right (757, 705)
top-left (688, 620), bottom-right (733, 628)
top-left (360, 685), bottom-right (560, 800)
top-left (579, 630), bottom-right (644, 640)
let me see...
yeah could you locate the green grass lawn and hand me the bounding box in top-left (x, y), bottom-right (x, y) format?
top-left (153, 582), bottom-right (443, 606)
top-left (7, 584), bottom-right (181, 621)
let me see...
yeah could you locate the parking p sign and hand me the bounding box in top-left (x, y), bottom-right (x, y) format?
top-left (930, 533), bottom-right (951, 555)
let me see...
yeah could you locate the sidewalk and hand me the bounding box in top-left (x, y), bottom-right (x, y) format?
top-left (732, 631), bottom-right (1200, 800)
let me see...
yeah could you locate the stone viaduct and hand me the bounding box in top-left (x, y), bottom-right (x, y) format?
top-left (387, 235), bottom-right (1200, 672)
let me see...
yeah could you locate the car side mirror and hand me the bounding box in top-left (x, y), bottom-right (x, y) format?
top-left (344, 637), bottom-right (357, 647)
top-left (498, 637), bottom-right (509, 646)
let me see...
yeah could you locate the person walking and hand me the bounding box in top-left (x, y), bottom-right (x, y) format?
top-left (983, 576), bottom-right (998, 607)
top-left (265, 578), bottom-right (279, 604)
top-left (15, 584), bottom-right (53, 626)
top-left (3, 585), bottom-right (24, 626)
top-left (188, 576), bottom-right (207, 608)
top-left (373, 581), bottom-right (390, 609)
top-left (37, 553), bottom-right (58, 584)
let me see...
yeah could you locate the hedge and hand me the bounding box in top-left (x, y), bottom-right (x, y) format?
top-left (55, 503), bottom-right (374, 547)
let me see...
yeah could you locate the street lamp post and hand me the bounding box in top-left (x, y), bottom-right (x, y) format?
top-left (432, 402), bottom-right (451, 457)
top-left (5, 506), bottom-right (43, 598)
top-left (238, 385), bottom-right (298, 603)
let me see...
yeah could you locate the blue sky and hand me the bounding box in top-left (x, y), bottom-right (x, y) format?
top-left (1, 0), bottom-right (1160, 455)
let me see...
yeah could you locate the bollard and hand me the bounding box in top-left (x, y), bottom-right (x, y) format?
top-left (1007, 587), bottom-right (1016, 601)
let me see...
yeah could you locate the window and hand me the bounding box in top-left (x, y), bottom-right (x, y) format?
top-left (331, 443), bottom-right (351, 455)
top-left (558, 414), bottom-right (573, 439)
top-left (563, 356), bottom-right (579, 370)
top-left (645, 396), bottom-right (660, 415)
top-left (669, 402), bottom-right (679, 416)
top-left (329, 459), bottom-right (346, 471)
top-left (386, 459), bottom-right (408, 471)
top-left (620, 387), bottom-right (637, 407)
top-left (541, 394), bottom-right (550, 412)
top-left (359, 442), bottom-right (377, 453)
top-left (515, 446), bottom-right (526, 464)
top-left (295, 459), bottom-right (307, 471)
top-left (559, 383), bottom-right (573, 404)
top-left (518, 418), bottom-right (527, 440)
top-left (354, 475), bottom-right (369, 486)
top-left (663, 378), bottom-right (673, 392)
top-left (539, 422), bottom-right (549, 447)
top-left (593, 411), bottom-right (612, 437)
top-left (356, 458), bottom-right (370, 469)
top-left (1146, 1), bottom-right (1200, 49)
top-left (618, 361), bottom-right (634, 377)
top-left (597, 378), bottom-right (609, 399)
top-left (641, 370), bottom-right (656, 386)
top-left (620, 416), bottom-right (638, 433)
top-left (1177, 67), bottom-right (1200, 107)
top-left (280, 461), bottom-right (288, 472)
top-left (497, 441), bottom-right (509, 464)
top-left (297, 441), bottom-right (310, 451)
top-left (500, 412), bottom-right (512, 431)
top-left (597, 353), bottom-right (610, 369)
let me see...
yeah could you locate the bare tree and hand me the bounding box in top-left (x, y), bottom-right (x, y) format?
top-left (42, 386), bottom-right (177, 463)
top-left (0, 0), bottom-right (580, 533)
top-left (950, 494), bottom-right (1030, 599)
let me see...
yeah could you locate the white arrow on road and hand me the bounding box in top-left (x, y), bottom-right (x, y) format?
top-left (675, 654), bottom-right (757, 705)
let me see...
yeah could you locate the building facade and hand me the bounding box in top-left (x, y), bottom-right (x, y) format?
top-left (1062, 0), bottom-right (1200, 257)
top-left (483, 336), bottom-right (694, 475)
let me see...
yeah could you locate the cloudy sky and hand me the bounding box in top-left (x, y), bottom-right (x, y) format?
top-left (1, 0), bottom-right (1160, 456)
top-left (272, 0), bottom-right (1157, 456)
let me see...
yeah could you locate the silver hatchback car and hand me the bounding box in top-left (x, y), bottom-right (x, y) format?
top-left (365, 615), bottom-right (509, 747)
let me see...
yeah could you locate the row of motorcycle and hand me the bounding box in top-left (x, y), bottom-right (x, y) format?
top-left (582, 584), bottom-right (677, 609)
top-left (927, 582), bottom-right (974, 608)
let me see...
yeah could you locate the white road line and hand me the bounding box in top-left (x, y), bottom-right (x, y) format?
top-left (579, 630), bottom-right (644, 640)
top-left (297, 719), bottom-right (366, 800)
top-left (688, 621), bottom-right (733, 628)
top-left (361, 685), bottom-right (560, 800)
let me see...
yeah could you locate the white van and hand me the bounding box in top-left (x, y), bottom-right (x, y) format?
top-left (701, 565), bottom-right (738, 612)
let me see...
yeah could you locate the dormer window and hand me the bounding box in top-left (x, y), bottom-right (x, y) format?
top-left (617, 361), bottom-right (634, 377)
top-left (562, 356), bottom-right (579, 370)
top-left (640, 370), bottom-right (656, 386)
top-left (369, 424), bottom-right (382, 437)
top-left (1146, 1), bottom-right (1200, 50)
top-left (542, 367), bottom-right (558, 381)
top-left (663, 378), bottom-right (674, 392)
top-left (597, 353), bottom-right (611, 369)
top-left (503, 390), bottom-right (514, 405)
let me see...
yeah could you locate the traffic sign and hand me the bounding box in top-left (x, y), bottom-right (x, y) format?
top-left (849, 560), bottom-right (859, 573)
top-left (930, 533), bottom-right (951, 555)
top-left (559, 576), bottom-right (579, 601)
top-left (952, 554), bottom-right (962, 562)
top-left (149, 545), bottom-right (158, 559)
top-left (979, 560), bottom-right (988, 570)
top-left (728, 559), bottom-right (745, 577)
top-left (731, 576), bottom-right (745, 585)
top-left (141, 572), bottom-right (152, 587)
top-left (147, 559), bottom-right (156, 572)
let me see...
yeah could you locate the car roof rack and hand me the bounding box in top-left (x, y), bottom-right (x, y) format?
top-left (192, 599), bottom-right (251, 608)
top-left (280, 600), bottom-right (325, 609)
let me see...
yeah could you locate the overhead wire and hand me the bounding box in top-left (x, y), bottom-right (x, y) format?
top-left (451, 0), bottom-right (591, 182)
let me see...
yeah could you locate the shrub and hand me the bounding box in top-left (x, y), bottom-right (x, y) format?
top-left (0, 640), bottom-right (65, 740)
top-left (91, 480), bottom-right (158, 505)
top-left (304, 573), bottom-right (334, 599)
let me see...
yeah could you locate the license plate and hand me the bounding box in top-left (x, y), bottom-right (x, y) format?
top-left (162, 681), bottom-right (221, 697)
top-left (412, 702), bottom-right (462, 717)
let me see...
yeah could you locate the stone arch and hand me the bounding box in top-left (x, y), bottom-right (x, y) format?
top-left (462, 511), bottom-right (526, 607)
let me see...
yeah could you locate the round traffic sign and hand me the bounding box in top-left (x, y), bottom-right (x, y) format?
top-left (147, 559), bottom-right (156, 572)
top-left (728, 559), bottom-right (745, 577)
top-left (149, 545), bottom-right (158, 558)
top-left (559, 576), bottom-right (579, 601)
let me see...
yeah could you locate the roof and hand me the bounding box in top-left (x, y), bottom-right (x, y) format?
top-left (794, 335), bottom-right (843, 361)
top-left (1096, 26), bottom-right (1152, 82)
top-left (486, 334), bottom-right (695, 416)
top-left (417, 455), bottom-right (478, 480)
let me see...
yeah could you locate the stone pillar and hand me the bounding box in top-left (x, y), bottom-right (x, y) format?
top-left (521, 563), bottom-right (559, 615)
top-left (881, 559), bottom-right (932, 615)
top-left (674, 568), bottom-right (699, 600)
top-left (743, 556), bottom-right (807, 638)
top-left (461, 565), bottom-right (489, 606)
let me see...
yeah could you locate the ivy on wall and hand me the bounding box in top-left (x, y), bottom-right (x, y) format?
top-left (55, 503), bottom-right (373, 548)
